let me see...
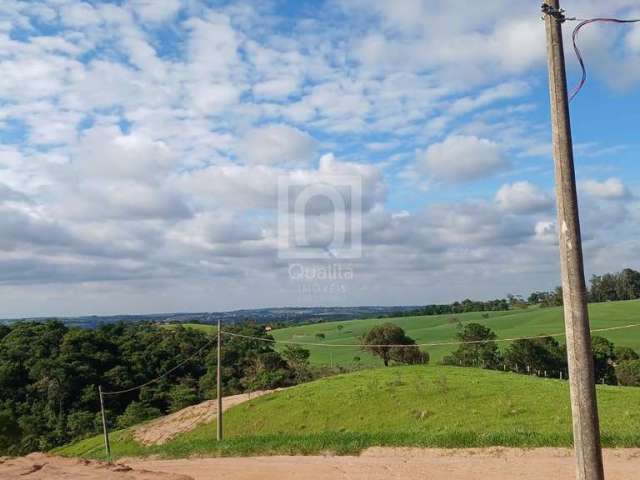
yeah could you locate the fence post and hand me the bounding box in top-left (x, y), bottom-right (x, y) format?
top-left (98, 385), bottom-right (112, 463)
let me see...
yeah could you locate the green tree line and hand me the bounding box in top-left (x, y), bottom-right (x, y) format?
top-left (0, 321), bottom-right (309, 456)
top-left (441, 322), bottom-right (640, 387)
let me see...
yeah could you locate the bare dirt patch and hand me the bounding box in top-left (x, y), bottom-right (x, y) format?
top-left (127, 448), bottom-right (640, 480)
top-left (133, 389), bottom-right (282, 445)
top-left (0, 453), bottom-right (192, 480)
top-left (3, 448), bottom-right (640, 479)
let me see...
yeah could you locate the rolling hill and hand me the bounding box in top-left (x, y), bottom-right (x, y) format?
top-left (271, 301), bottom-right (640, 366)
top-left (55, 365), bottom-right (640, 461)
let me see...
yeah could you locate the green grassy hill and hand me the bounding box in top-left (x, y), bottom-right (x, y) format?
top-left (160, 301), bottom-right (640, 367)
top-left (272, 301), bottom-right (640, 366)
top-left (56, 365), bottom-right (640, 461)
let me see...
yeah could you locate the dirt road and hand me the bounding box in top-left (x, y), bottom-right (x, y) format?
top-left (5, 448), bottom-right (638, 480)
top-left (127, 448), bottom-right (640, 479)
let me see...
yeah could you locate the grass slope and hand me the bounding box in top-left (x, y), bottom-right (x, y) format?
top-left (55, 365), bottom-right (640, 461)
top-left (272, 300), bottom-right (640, 366)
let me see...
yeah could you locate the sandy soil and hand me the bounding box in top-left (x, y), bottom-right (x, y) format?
top-left (3, 448), bottom-right (640, 479)
top-left (134, 389), bottom-right (283, 445)
top-left (128, 448), bottom-right (640, 480)
top-left (0, 453), bottom-right (191, 480)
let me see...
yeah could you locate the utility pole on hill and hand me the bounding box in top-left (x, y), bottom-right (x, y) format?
top-left (542, 2), bottom-right (604, 480)
top-left (217, 317), bottom-right (223, 441)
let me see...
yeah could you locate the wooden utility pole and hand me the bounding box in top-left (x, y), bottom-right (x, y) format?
top-left (98, 386), bottom-right (112, 463)
top-left (542, 2), bottom-right (605, 479)
top-left (216, 318), bottom-right (223, 441)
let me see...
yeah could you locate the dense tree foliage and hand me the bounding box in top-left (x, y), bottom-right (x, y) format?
top-left (442, 323), bottom-right (502, 369)
top-left (361, 324), bottom-right (428, 367)
top-left (590, 268), bottom-right (640, 303)
top-left (504, 336), bottom-right (565, 375)
top-left (0, 321), bottom-right (301, 456)
top-left (441, 324), bottom-right (638, 387)
top-left (616, 360), bottom-right (640, 386)
top-left (527, 287), bottom-right (563, 307)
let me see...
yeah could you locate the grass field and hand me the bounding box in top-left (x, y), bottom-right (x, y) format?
top-left (162, 301), bottom-right (640, 367)
top-left (55, 365), bottom-right (640, 461)
top-left (271, 301), bottom-right (640, 366)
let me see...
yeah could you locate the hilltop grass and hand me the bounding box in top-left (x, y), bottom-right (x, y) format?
top-left (162, 301), bottom-right (640, 367)
top-left (271, 300), bottom-right (640, 366)
top-left (55, 365), bottom-right (640, 461)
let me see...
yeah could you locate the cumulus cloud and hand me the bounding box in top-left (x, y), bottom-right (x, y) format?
top-left (534, 220), bottom-right (557, 245)
top-left (582, 178), bottom-right (629, 199)
top-left (239, 124), bottom-right (317, 166)
top-left (495, 181), bottom-right (553, 214)
top-left (419, 135), bottom-right (508, 183)
top-left (0, 0), bottom-right (637, 315)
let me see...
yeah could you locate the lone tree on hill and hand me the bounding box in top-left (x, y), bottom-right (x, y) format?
top-left (442, 323), bottom-right (501, 369)
top-left (361, 323), bottom-right (428, 366)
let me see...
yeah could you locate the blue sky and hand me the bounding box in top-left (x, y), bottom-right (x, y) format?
top-left (0, 0), bottom-right (639, 317)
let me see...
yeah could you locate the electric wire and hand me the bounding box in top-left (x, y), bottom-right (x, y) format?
top-left (98, 322), bottom-right (640, 396)
top-left (221, 323), bottom-right (640, 348)
top-left (101, 333), bottom-right (217, 396)
top-left (568, 17), bottom-right (640, 101)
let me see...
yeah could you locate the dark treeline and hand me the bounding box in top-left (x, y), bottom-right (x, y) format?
top-left (529, 268), bottom-right (640, 308)
top-left (589, 268), bottom-right (640, 303)
top-left (0, 321), bottom-right (314, 456)
top-left (441, 322), bottom-right (640, 387)
top-left (387, 267), bottom-right (640, 318)
top-left (380, 298), bottom-right (511, 319)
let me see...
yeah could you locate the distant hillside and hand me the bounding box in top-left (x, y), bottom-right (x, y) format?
top-left (271, 300), bottom-right (640, 366)
top-left (0, 305), bottom-right (422, 329)
top-left (55, 365), bottom-right (640, 460)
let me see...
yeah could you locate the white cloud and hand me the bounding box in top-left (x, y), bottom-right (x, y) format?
top-left (253, 77), bottom-right (300, 99)
top-left (0, 0), bottom-right (638, 315)
top-left (495, 181), bottom-right (553, 214)
top-left (419, 135), bottom-right (507, 183)
top-left (239, 124), bottom-right (317, 166)
top-left (130, 0), bottom-right (182, 23)
top-left (534, 220), bottom-right (557, 245)
top-left (582, 178), bottom-right (628, 199)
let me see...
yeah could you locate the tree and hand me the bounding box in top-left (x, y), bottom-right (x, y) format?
top-left (614, 346), bottom-right (639, 363)
top-left (589, 268), bottom-right (640, 302)
top-left (615, 360), bottom-right (640, 386)
top-left (591, 336), bottom-right (617, 384)
top-left (361, 323), bottom-right (425, 367)
top-left (116, 402), bottom-right (161, 429)
top-left (281, 345), bottom-right (311, 382)
top-left (168, 378), bottom-right (200, 412)
top-left (442, 323), bottom-right (501, 368)
top-left (504, 336), bottom-right (565, 375)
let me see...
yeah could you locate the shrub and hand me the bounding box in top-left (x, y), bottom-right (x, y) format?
top-left (616, 360), bottom-right (640, 386)
top-left (615, 346), bottom-right (639, 363)
top-left (116, 402), bottom-right (162, 429)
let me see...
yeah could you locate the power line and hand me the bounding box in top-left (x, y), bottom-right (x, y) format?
top-left (97, 322), bottom-right (640, 396)
top-left (567, 17), bottom-right (640, 101)
top-left (542, 4), bottom-right (640, 101)
top-left (101, 335), bottom-right (216, 396)
top-left (221, 323), bottom-right (640, 349)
